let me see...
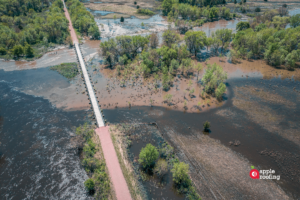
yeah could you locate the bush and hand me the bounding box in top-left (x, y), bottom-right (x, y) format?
top-left (138, 143), bottom-right (159, 169)
top-left (160, 143), bottom-right (174, 159)
top-left (50, 63), bottom-right (79, 79)
top-left (134, 1), bottom-right (137, 4)
top-left (203, 121), bottom-right (210, 131)
top-left (137, 8), bottom-right (155, 15)
top-left (154, 159), bottom-right (168, 177)
top-left (120, 16), bottom-right (124, 22)
top-left (282, 4), bottom-right (287, 8)
top-left (0, 47), bottom-right (6, 55)
top-left (24, 43), bottom-right (34, 57)
top-left (137, 5), bottom-right (140, 9)
top-left (216, 82), bottom-right (226, 100)
top-left (171, 162), bottom-right (191, 187)
top-left (255, 7), bottom-right (261, 12)
top-left (84, 178), bottom-right (95, 194)
top-left (82, 157), bottom-right (101, 173)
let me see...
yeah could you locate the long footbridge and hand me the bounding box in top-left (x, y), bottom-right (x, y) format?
top-left (62, 1), bottom-right (131, 199)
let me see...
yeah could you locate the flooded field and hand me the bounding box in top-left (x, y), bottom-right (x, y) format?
top-left (1, 5), bottom-right (300, 199)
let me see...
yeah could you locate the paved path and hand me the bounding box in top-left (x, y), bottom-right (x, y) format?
top-left (62, 1), bottom-right (132, 199)
top-left (96, 127), bottom-right (132, 200)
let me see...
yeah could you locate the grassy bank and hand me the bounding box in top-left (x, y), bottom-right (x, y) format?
top-left (50, 63), bottom-right (79, 79)
top-left (73, 123), bottom-right (115, 199)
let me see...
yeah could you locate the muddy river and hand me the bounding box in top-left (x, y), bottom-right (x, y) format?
top-left (1, 12), bottom-right (300, 199)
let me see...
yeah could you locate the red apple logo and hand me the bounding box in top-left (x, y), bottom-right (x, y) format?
top-left (250, 169), bottom-right (260, 179)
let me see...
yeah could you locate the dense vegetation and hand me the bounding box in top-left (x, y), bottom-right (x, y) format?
top-left (139, 143), bottom-right (201, 200)
top-left (75, 123), bottom-right (111, 198)
top-left (137, 8), bottom-right (155, 16)
top-left (65, 0), bottom-right (100, 39)
top-left (231, 13), bottom-right (300, 69)
top-left (162, 0), bottom-right (233, 26)
top-left (0, 0), bottom-right (70, 59)
top-left (50, 62), bottom-right (79, 79)
top-left (100, 29), bottom-right (228, 98)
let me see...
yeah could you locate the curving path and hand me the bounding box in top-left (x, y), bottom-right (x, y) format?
top-left (62, 1), bottom-right (132, 199)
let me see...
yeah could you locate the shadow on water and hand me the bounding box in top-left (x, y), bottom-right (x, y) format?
top-left (0, 79), bottom-right (91, 199)
top-left (104, 77), bottom-right (300, 199)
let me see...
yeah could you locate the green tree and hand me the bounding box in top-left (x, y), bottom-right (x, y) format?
top-left (171, 162), bottom-right (191, 186)
top-left (163, 29), bottom-right (180, 48)
top-left (84, 178), bottom-right (95, 194)
top-left (216, 82), bottom-right (226, 99)
top-left (24, 43), bottom-right (34, 57)
top-left (12, 45), bottom-right (24, 57)
top-left (149, 33), bottom-right (159, 49)
top-left (120, 16), bottom-right (125, 22)
top-left (88, 25), bottom-right (100, 39)
top-left (184, 30), bottom-right (206, 57)
top-left (194, 63), bottom-right (203, 80)
top-left (236, 21), bottom-right (250, 31)
top-left (234, 0), bottom-right (237, 4)
top-left (162, 0), bottom-right (174, 16)
top-left (138, 144), bottom-right (159, 168)
top-left (215, 29), bottom-right (232, 51)
top-left (0, 47), bottom-right (7, 55)
top-left (290, 14), bottom-right (300, 28)
top-left (202, 63), bottom-right (227, 94)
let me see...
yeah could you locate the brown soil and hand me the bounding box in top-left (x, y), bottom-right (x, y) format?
top-left (164, 127), bottom-right (289, 200)
top-left (94, 64), bottom-right (224, 113)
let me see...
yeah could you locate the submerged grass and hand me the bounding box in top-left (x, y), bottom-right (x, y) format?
top-left (50, 62), bottom-right (79, 79)
top-left (110, 125), bottom-right (144, 200)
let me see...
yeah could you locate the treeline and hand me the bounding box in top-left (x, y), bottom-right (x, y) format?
top-left (0, 0), bottom-right (70, 58)
top-left (65, 0), bottom-right (100, 39)
top-left (100, 29), bottom-right (228, 98)
top-left (162, 0), bottom-right (232, 22)
top-left (231, 14), bottom-right (300, 69)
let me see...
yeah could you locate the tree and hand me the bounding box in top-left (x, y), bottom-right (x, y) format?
top-left (211, 33), bottom-right (222, 55)
top-left (162, 0), bottom-right (174, 16)
top-left (255, 7), bottom-right (261, 12)
top-left (163, 29), bottom-right (180, 48)
top-left (12, 45), bottom-right (24, 57)
top-left (203, 121), bottom-right (210, 131)
top-left (285, 50), bottom-right (300, 70)
top-left (154, 159), bottom-right (168, 178)
top-left (205, 37), bottom-right (213, 52)
top-left (194, 63), bottom-right (203, 80)
top-left (24, 43), bottom-right (34, 57)
top-left (120, 16), bottom-right (124, 22)
top-left (65, 36), bottom-right (73, 47)
top-left (290, 14), bottom-right (300, 28)
top-left (216, 82), bottom-right (226, 99)
top-left (84, 178), bottom-right (95, 194)
top-left (234, 0), bottom-right (237, 4)
top-left (0, 47), bottom-right (6, 55)
top-left (88, 25), bottom-right (100, 39)
top-left (171, 162), bottom-right (191, 186)
top-left (138, 144), bottom-right (159, 169)
top-left (157, 45), bottom-right (177, 67)
top-left (236, 21), bottom-right (250, 31)
top-left (215, 29), bottom-right (232, 51)
top-left (264, 0), bottom-right (267, 2)
top-left (202, 63), bottom-right (227, 94)
top-left (150, 33), bottom-right (159, 49)
top-left (184, 30), bottom-right (206, 57)
top-left (134, 1), bottom-right (137, 5)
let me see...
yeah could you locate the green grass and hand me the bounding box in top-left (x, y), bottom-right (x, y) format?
top-left (50, 62), bottom-right (79, 79)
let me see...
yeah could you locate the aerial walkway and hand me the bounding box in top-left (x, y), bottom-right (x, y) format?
top-left (62, 1), bottom-right (132, 199)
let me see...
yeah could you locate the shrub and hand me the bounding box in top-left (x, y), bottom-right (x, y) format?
top-left (84, 178), bottom-right (95, 194)
top-left (138, 143), bottom-right (159, 169)
top-left (137, 5), bottom-right (140, 9)
top-left (171, 162), bottom-right (191, 187)
top-left (120, 16), bottom-right (124, 22)
top-left (82, 157), bottom-right (101, 173)
top-left (216, 82), bottom-right (226, 100)
top-left (137, 8), bottom-right (155, 15)
top-left (0, 47), bottom-right (7, 55)
top-left (160, 143), bottom-right (174, 159)
top-left (282, 4), bottom-right (287, 8)
top-left (134, 1), bottom-right (137, 5)
top-left (203, 121), bottom-right (210, 131)
top-left (154, 159), bottom-right (168, 177)
top-left (255, 7), bottom-right (261, 12)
